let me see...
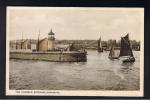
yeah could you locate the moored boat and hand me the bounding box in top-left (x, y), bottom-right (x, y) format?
top-left (119, 34), bottom-right (135, 63)
top-left (108, 43), bottom-right (118, 59)
top-left (97, 37), bottom-right (103, 52)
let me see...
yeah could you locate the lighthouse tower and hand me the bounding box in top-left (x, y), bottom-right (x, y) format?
top-left (48, 29), bottom-right (55, 51)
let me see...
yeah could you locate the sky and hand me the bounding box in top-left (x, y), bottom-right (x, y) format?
top-left (7, 7), bottom-right (144, 41)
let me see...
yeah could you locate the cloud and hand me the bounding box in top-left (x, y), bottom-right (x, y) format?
top-left (8, 7), bottom-right (144, 41)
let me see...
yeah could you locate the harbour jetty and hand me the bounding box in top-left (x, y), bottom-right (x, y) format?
top-left (10, 51), bottom-right (87, 62)
top-left (10, 29), bottom-right (87, 62)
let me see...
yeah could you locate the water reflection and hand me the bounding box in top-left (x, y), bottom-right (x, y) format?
top-left (122, 62), bottom-right (134, 67)
top-left (120, 62), bottom-right (134, 74)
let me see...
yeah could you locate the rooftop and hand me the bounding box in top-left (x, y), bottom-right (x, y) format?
top-left (48, 29), bottom-right (55, 35)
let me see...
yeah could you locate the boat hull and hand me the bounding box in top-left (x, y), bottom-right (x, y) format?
top-left (98, 50), bottom-right (103, 52)
top-left (108, 56), bottom-right (118, 59)
top-left (122, 57), bottom-right (135, 63)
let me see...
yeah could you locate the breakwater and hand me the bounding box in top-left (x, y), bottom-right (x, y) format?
top-left (10, 51), bottom-right (87, 62)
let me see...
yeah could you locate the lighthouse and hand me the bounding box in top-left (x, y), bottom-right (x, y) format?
top-left (48, 29), bottom-right (55, 51)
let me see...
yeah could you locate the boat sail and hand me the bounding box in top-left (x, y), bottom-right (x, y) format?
top-left (98, 37), bottom-right (103, 52)
top-left (119, 34), bottom-right (135, 63)
top-left (108, 43), bottom-right (118, 59)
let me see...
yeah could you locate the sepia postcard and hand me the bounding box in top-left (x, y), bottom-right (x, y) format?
top-left (6, 7), bottom-right (144, 96)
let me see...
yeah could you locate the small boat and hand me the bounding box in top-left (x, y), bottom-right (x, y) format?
top-left (108, 43), bottom-right (118, 59)
top-left (119, 34), bottom-right (135, 63)
top-left (97, 37), bottom-right (103, 52)
top-left (122, 56), bottom-right (135, 63)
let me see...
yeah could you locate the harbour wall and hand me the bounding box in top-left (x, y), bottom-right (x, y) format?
top-left (10, 51), bottom-right (87, 62)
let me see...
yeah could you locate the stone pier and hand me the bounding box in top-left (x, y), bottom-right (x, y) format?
top-left (10, 51), bottom-right (87, 62)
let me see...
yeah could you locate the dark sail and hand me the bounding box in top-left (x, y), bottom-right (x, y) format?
top-left (119, 34), bottom-right (134, 57)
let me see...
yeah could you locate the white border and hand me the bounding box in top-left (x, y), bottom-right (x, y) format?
top-left (6, 7), bottom-right (144, 96)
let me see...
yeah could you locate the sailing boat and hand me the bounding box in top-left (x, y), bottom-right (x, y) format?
top-left (108, 43), bottom-right (118, 59)
top-left (98, 37), bottom-right (103, 52)
top-left (119, 34), bottom-right (135, 63)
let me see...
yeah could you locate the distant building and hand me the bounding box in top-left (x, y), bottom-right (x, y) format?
top-left (55, 44), bottom-right (70, 51)
top-left (30, 40), bottom-right (37, 50)
top-left (10, 29), bottom-right (85, 52)
top-left (10, 40), bottom-right (22, 50)
top-left (22, 39), bottom-right (30, 49)
top-left (10, 39), bottom-right (37, 51)
top-left (31, 43), bottom-right (36, 50)
top-left (48, 29), bottom-right (55, 50)
top-left (37, 29), bottom-right (56, 52)
top-left (21, 39), bottom-right (37, 50)
top-left (38, 38), bottom-right (48, 52)
top-left (10, 41), bottom-right (16, 50)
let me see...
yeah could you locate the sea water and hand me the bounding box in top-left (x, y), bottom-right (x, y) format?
top-left (9, 50), bottom-right (140, 90)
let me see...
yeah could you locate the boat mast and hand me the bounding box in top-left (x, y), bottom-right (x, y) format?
top-left (30, 39), bottom-right (32, 49)
top-left (16, 40), bottom-right (17, 49)
top-left (21, 32), bottom-right (23, 49)
top-left (37, 30), bottom-right (40, 51)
